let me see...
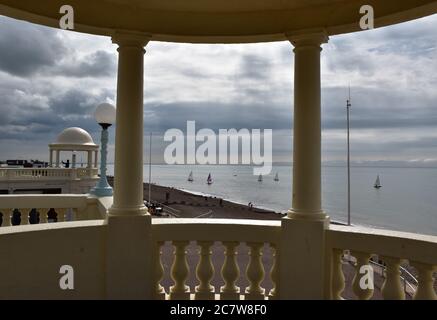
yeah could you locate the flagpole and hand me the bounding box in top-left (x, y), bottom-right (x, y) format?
top-left (347, 86), bottom-right (352, 226)
top-left (148, 132), bottom-right (152, 205)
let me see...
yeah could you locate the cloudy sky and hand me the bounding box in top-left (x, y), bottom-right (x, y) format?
top-left (0, 13), bottom-right (437, 165)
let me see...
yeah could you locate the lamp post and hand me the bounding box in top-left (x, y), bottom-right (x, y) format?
top-left (91, 103), bottom-right (116, 197)
top-left (347, 87), bottom-right (352, 226)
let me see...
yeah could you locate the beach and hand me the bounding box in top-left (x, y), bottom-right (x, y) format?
top-left (108, 176), bottom-right (283, 220)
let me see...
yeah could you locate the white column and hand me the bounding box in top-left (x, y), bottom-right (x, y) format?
top-left (109, 33), bottom-right (149, 217)
top-left (106, 32), bottom-right (152, 300)
top-left (72, 152), bottom-right (77, 169)
top-left (94, 151), bottom-right (98, 168)
top-left (49, 149), bottom-right (53, 167)
top-left (280, 31), bottom-right (330, 300)
top-left (87, 151), bottom-right (93, 169)
top-left (55, 150), bottom-right (60, 168)
top-left (288, 31), bottom-right (328, 220)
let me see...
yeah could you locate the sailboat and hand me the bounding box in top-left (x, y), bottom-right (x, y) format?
top-left (207, 173), bottom-right (213, 185)
top-left (188, 171), bottom-right (194, 182)
top-left (258, 174), bottom-right (263, 182)
top-left (374, 175), bottom-right (382, 189)
top-left (274, 173), bottom-right (279, 182)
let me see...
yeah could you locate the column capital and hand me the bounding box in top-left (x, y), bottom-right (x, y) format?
top-left (286, 29), bottom-right (329, 48)
top-left (111, 31), bottom-right (151, 49)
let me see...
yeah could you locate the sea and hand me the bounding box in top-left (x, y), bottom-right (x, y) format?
top-left (106, 164), bottom-right (437, 236)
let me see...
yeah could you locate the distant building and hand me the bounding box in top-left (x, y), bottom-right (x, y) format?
top-left (0, 127), bottom-right (99, 194)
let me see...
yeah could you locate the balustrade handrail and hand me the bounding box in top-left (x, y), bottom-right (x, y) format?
top-left (0, 194), bottom-right (89, 210)
top-left (327, 225), bottom-right (437, 300)
top-left (0, 194), bottom-right (110, 226)
top-left (0, 167), bottom-right (98, 181)
top-left (152, 218), bottom-right (281, 243)
top-left (327, 225), bottom-right (437, 266)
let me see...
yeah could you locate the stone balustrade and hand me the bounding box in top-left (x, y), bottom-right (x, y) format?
top-left (152, 219), bottom-right (280, 300)
top-left (0, 168), bottom-right (98, 181)
top-left (327, 225), bottom-right (437, 300)
top-left (0, 195), bottom-right (436, 300)
top-left (0, 194), bottom-right (108, 226)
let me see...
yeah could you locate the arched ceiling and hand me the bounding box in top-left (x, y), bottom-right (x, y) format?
top-left (0, 0), bottom-right (437, 43)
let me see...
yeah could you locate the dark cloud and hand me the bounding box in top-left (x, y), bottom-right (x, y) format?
top-left (50, 89), bottom-right (114, 116)
top-left (143, 101), bottom-right (292, 134)
top-left (0, 86), bottom-right (113, 142)
top-left (322, 87), bottom-right (437, 130)
top-left (0, 17), bottom-right (67, 77)
top-left (56, 50), bottom-right (117, 78)
top-left (1, 13), bottom-right (437, 163)
top-left (238, 54), bottom-right (272, 80)
top-left (325, 41), bottom-right (377, 77)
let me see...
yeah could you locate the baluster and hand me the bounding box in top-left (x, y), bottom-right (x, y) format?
top-left (331, 249), bottom-right (345, 300)
top-left (245, 242), bottom-right (265, 300)
top-left (154, 241), bottom-right (166, 300)
top-left (195, 241), bottom-right (215, 300)
top-left (269, 244), bottom-right (278, 300)
top-left (381, 256), bottom-right (405, 300)
top-left (1, 209), bottom-right (12, 227)
top-left (71, 208), bottom-right (79, 221)
top-left (220, 242), bottom-right (240, 300)
top-left (20, 209), bottom-right (30, 225)
top-left (170, 241), bottom-right (190, 300)
top-left (411, 262), bottom-right (437, 300)
top-left (56, 208), bottom-right (66, 222)
top-left (351, 251), bottom-right (374, 300)
top-left (38, 209), bottom-right (48, 224)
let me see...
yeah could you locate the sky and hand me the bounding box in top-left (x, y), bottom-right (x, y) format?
top-left (0, 13), bottom-right (437, 165)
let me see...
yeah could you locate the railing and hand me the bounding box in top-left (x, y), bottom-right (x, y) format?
top-left (152, 218), bottom-right (281, 300)
top-left (0, 168), bottom-right (98, 181)
top-left (0, 194), bottom-right (435, 300)
top-left (327, 225), bottom-right (437, 300)
top-left (369, 259), bottom-right (418, 298)
top-left (0, 194), bottom-right (108, 226)
top-left (76, 168), bottom-right (99, 178)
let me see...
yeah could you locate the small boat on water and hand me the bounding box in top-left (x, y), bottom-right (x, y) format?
top-left (188, 171), bottom-right (194, 182)
top-left (274, 173), bottom-right (279, 182)
top-left (207, 173), bottom-right (213, 185)
top-left (258, 174), bottom-right (263, 182)
top-left (374, 175), bottom-right (382, 189)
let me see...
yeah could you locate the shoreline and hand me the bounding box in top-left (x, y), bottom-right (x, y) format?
top-left (107, 176), bottom-right (359, 225)
top-left (108, 176), bottom-right (284, 220)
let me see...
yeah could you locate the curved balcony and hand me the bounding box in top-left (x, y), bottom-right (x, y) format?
top-left (0, 194), bottom-right (435, 300)
top-left (0, 168), bottom-right (99, 195)
top-left (0, 168), bottom-right (99, 181)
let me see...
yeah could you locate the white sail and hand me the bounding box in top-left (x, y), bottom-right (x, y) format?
top-left (374, 175), bottom-right (382, 188)
top-left (188, 171), bottom-right (193, 182)
top-left (274, 173), bottom-right (279, 181)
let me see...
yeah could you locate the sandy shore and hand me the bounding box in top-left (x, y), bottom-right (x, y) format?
top-left (108, 176), bottom-right (284, 220)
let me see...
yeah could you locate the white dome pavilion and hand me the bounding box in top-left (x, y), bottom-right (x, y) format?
top-left (49, 127), bottom-right (99, 168)
top-left (55, 127), bottom-right (96, 146)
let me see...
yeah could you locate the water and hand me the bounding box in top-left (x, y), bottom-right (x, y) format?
top-left (107, 164), bottom-right (437, 236)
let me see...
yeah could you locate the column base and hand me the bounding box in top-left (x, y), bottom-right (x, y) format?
top-left (91, 186), bottom-right (113, 197)
top-left (108, 205), bottom-right (148, 217)
top-left (106, 214), bottom-right (153, 299)
top-left (287, 209), bottom-right (327, 221)
top-left (279, 215), bottom-right (330, 300)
